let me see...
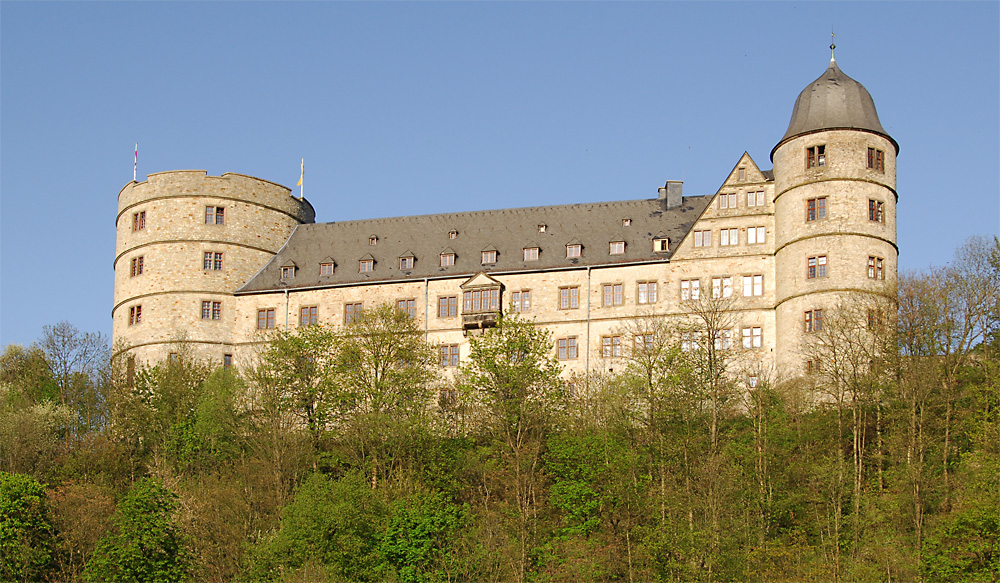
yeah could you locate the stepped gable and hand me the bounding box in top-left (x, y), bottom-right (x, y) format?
top-left (236, 194), bottom-right (712, 293)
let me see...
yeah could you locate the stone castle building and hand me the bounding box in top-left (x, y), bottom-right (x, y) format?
top-left (113, 54), bottom-right (898, 380)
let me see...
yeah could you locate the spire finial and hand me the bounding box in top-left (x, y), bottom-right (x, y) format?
top-left (830, 30), bottom-right (836, 63)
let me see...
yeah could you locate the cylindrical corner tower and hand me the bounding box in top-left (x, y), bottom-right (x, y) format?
top-left (771, 56), bottom-right (898, 377)
top-left (113, 170), bottom-right (315, 365)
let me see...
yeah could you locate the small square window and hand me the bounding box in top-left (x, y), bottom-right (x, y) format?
top-left (399, 256), bottom-right (414, 270)
top-left (281, 266), bottom-right (295, 278)
top-left (566, 244), bottom-right (582, 258)
top-left (622, 218), bottom-right (632, 227)
top-left (742, 327), bottom-right (763, 349)
top-left (711, 277), bottom-right (732, 299)
top-left (538, 224), bottom-right (547, 233)
top-left (440, 253), bottom-right (455, 267)
top-left (369, 236), bottom-right (378, 246)
top-left (523, 247), bottom-right (539, 261)
top-left (481, 250), bottom-right (497, 264)
top-left (344, 302), bottom-right (363, 324)
top-left (205, 206), bottom-right (225, 225)
top-left (610, 241), bottom-right (625, 255)
top-left (202, 300), bottom-right (222, 320)
top-left (747, 226), bottom-right (765, 244)
top-left (601, 335), bottom-right (622, 358)
top-left (720, 228), bottom-right (738, 246)
top-left (300, 306), bottom-right (318, 326)
top-left (320, 262), bottom-right (334, 276)
top-left (719, 193), bottom-right (737, 209)
top-left (440, 344), bottom-right (460, 367)
top-left (449, 230), bottom-right (458, 239)
top-left (653, 238), bottom-right (669, 252)
top-left (743, 275), bottom-right (763, 297)
top-left (205, 252), bottom-right (223, 271)
top-left (557, 337), bottom-right (578, 360)
top-left (747, 191), bottom-right (766, 207)
top-left (397, 299), bottom-right (416, 318)
top-left (359, 259), bottom-right (374, 273)
top-left (680, 279), bottom-right (700, 301)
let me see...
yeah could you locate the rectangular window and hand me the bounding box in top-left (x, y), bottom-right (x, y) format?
top-left (806, 359), bottom-right (822, 374)
top-left (132, 211), bottom-right (146, 232)
top-left (440, 253), bottom-right (455, 267)
top-left (869, 256), bottom-right (885, 280)
top-left (747, 191), bottom-right (766, 207)
top-left (711, 277), bottom-right (733, 298)
top-left (281, 266), bottom-right (295, 279)
top-left (806, 197), bottom-right (827, 221)
top-left (653, 238), bottom-right (669, 252)
top-left (397, 299), bottom-right (416, 318)
top-left (742, 327), bottom-right (762, 349)
top-left (439, 345), bottom-right (460, 367)
top-left (559, 286), bottom-right (579, 309)
top-left (637, 281), bottom-right (657, 304)
top-left (359, 259), bottom-right (373, 273)
top-left (603, 284), bottom-right (623, 306)
top-left (223, 354), bottom-right (232, 369)
top-left (257, 308), bottom-right (275, 329)
top-left (511, 290), bottom-right (531, 312)
top-left (320, 262), bottom-right (334, 276)
top-left (130, 256), bottom-right (144, 277)
top-left (743, 275), bottom-right (764, 297)
top-left (869, 199), bottom-right (884, 223)
top-left (438, 296), bottom-right (458, 318)
top-left (299, 306), bottom-right (318, 326)
top-left (557, 337), bottom-right (578, 360)
top-left (399, 256), bottom-right (414, 269)
top-left (202, 300), bottom-right (222, 320)
top-left (714, 330), bottom-right (732, 351)
top-left (867, 147), bottom-right (885, 172)
top-left (344, 302), bottom-right (363, 324)
top-left (681, 331), bottom-right (700, 352)
top-left (680, 279), bottom-right (700, 301)
top-left (205, 206), bottom-right (225, 225)
top-left (693, 230), bottom-right (711, 247)
top-left (602, 335), bottom-right (622, 358)
top-left (610, 241), bottom-right (625, 255)
top-left (718, 193), bottom-right (738, 209)
top-left (720, 228), bottom-right (738, 246)
top-left (464, 289), bottom-right (500, 312)
top-left (807, 145), bottom-right (826, 168)
top-left (747, 226), bottom-right (766, 244)
top-left (738, 167), bottom-right (746, 181)
top-left (807, 256), bottom-right (828, 279)
top-left (566, 244), bottom-right (582, 258)
top-left (128, 305), bottom-right (142, 325)
top-left (481, 250), bottom-right (497, 264)
top-left (523, 247), bottom-right (539, 261)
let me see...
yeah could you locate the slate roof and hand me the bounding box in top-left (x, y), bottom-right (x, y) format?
top-left (772, 58), bottom-right (897, 158)
top-left (236, 195), bottom-right (712, 293)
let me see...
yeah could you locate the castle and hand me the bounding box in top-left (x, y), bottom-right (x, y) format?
top-left (113, 54), bottom-right (898, 380)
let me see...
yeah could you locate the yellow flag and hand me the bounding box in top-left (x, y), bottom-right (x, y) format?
top-left (296, 158), bottom-right (304, 186)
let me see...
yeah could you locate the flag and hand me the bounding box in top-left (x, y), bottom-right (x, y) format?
top-left (296, 158), bottom-right (303, 186)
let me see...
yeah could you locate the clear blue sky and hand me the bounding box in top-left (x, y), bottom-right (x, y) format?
top-left (2, 1), bottom-right (998, 348)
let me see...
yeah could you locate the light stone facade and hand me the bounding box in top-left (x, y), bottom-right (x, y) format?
top-left (113, 57), bottom-right (897, 381)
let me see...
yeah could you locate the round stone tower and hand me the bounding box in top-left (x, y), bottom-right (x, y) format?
top-left (114, 170), bottom-right (315, 365)
top-left (771, 54), bottom-right (898, 377)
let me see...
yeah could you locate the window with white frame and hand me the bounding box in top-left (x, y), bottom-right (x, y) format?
top-left (602, 336), bottom-right (622, 358)
top-left (742, 327), bottom-right (762, 349)
top-left (747, 191), bottom-right (766, 207)
top-left (714, 329), bottom-right (732, 350)
top-left (711, 277), bottom-right (732, 298)
top-left (718, 193), bottom-right (737, 209)
top-left (602, 284), bottom-right (623, 306)
top-left (523, 247), bottom-right (539, 261)
top-left (557, 337), bottom-right (578, 360)
top-left (743, 275), bottom-right (763, 297)
top-left (637, 281), bottom-right (657, 304)
top-left (609, 241), bottom-right (625, 255)
top-left (510, 290), bottom-right (531, 312)
top-left (720, 228), bottom-right (738, 246)
top-left (680, 279), bottom-right (700, 301)
top-left (693, 230), bottom-right (711, 247)
top-left (747, 226), bottom-right (765, 244)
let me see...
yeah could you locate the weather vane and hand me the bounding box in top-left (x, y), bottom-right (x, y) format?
top-left (830, 30), bottom-right (836, 60)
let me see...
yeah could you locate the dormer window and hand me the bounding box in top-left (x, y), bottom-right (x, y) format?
top-left (523, 247), bottom-right (539, 261)
top-left (807, 145), bottom-right (826, 168)
top-left (622, 218), bottom-right (632, 227)
top-left (359, 255), bottom-right (375, 273)
top-left (440, 251), bottom-right (456, 267)
top-left (281, 266), bottom-right (295, 279)
top-left (481, 250), bottom-right (497, 264)
top-left (653, 236), bottom-right (669, 253)
top-left (320, 261), bottom-right (334, 276)
top-left (368, 235), bottom-right (378, 246)
top-left (566, 243), bottom-right (582, 258)
top-left (449, 230), bottom-right (458, 239)
top-left (399, 256), bottom-right (414, 269)
top-left (609, 241), bottom-right (625, 255)
top-left (538, 224), bottom-right (547, 233)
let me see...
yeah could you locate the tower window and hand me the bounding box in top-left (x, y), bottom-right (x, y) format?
top-left (869, 200), bottom-right (884, 223)
top-left (868, 256), bottom-right (885, 280)
top-left (806, 145), bottom-right (826, 168)
top-left (807, 255), bottom-right (828, 279)
top-left (128, 305), bottom-right (142, 325)
top-left (204, 252), bottom-right (223, 271)
top-left (130, 256), bottom-right (144, 277)
top-left (867, 148), bottom-right (885, 172)
top-left (132, 211), bottom-right (146, 232)
top-left (806, 197), bottom-right (827, 221)
top-left (804, 309), bottom-right (823, 332)
top-left (202, 300), bottom-right (222, 320)
top-left (205, 206), bottom-right (224, 225)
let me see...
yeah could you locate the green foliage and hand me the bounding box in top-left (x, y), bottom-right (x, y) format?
top-left (85, 478), bottom-right (192, 583)
top-left (380, 490), bottom-right (466, 582)
top-left (922, 503), bottom-right (1000, 582)
top-left (0, 471), bottom-right (55, 582)
top-left (248, 471), bottom-right (385, 582)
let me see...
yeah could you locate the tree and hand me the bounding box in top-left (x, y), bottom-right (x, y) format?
top-left (0, 471), bottom-right (55, 582)
top-left (458, 314), bottom-right (564, 582)
top-left (85, 478), bottom-right (193, 583)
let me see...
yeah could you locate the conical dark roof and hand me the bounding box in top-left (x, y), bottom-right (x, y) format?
top-left (771, 58), bottom-right (897, 159)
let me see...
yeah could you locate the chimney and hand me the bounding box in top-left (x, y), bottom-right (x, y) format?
top-left (658, 180), bottom-right (683, 210)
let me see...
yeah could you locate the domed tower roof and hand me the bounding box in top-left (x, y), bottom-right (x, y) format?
top-left (771, 56), bottom-right (898, 160)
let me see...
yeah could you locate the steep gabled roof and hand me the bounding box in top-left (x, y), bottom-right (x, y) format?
top-left (237, 195), bottom-right (712, 294)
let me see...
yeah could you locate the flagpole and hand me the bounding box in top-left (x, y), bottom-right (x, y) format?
top-left (134, 143), bottom-right (138, 182)
top-left (297, 158), bottom-right (304, 200)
